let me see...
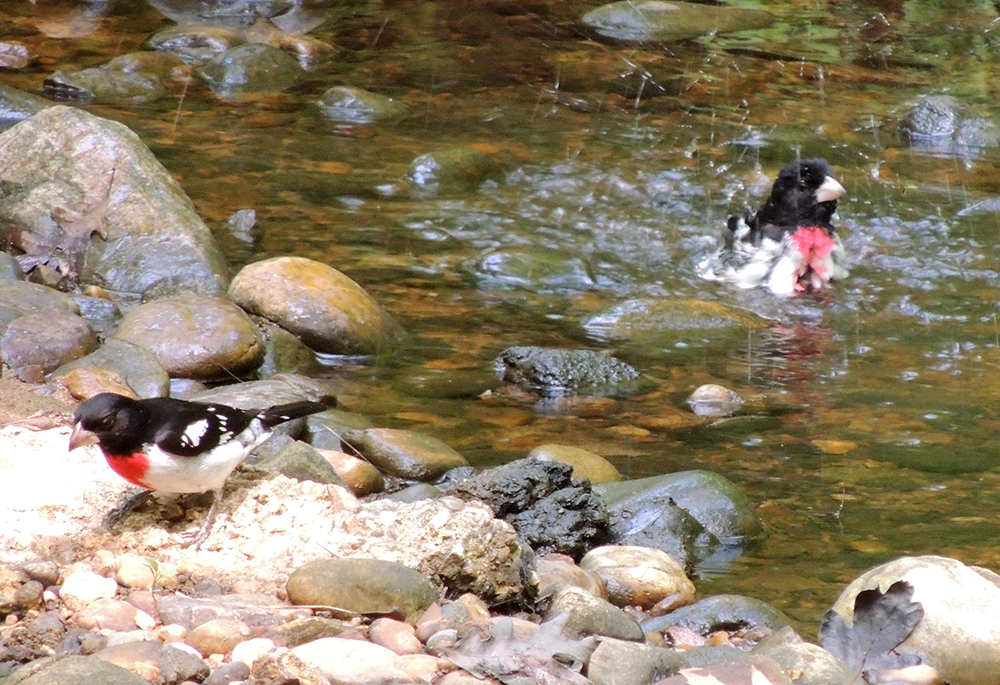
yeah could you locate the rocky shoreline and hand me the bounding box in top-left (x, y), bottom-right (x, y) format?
top-left (0, 73), bottom-right (996, 685)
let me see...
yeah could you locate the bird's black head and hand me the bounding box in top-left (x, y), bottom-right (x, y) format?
top-left (764, 159), bottom-right (845, 228)
top-left (70, 393), bottom-right (148, 454)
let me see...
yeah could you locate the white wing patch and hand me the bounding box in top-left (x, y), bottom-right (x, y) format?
top-left (181, 419), bottom-right (210, 448)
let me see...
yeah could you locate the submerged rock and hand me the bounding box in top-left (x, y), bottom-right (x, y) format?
top-left (495, 346), bottom-right (645, 398)
top-left (469, 246), bottom-right (595, 293)
top-left (406, 147), bottom-right (503, 196)
top-left (688, 384), bottom-right (744, 418)
top-left (146, 24), bottom-right (246, 63)
top-left (580, 0), bottom-right (775, 44)
top-left (583, 297), bottom-right (767, 341)
top-left (0, 106), bottom-right (229, 295)
top-left (198, 43), bottom-right (304, 94)
top-left (317, 86), bottom-right (407, 124)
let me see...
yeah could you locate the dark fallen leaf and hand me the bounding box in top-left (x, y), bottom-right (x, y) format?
top-left (443, 612), bottom-right (597, 685)
top-left (0, 42), bottom-right (30, 69)
top-left (819, 580), bottom-right (924, 676)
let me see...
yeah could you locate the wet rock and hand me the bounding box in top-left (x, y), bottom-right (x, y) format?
top-left (0, 251), bottom-right (24, 280)
top-left (317, 86), bottom-right (407, 124)
top-left (146, 24), bottom-right (246, 63)
top-left (286, 558), bottom-right (440, 623)
top-left (642, 594), bottom-right (790, 637)
top-left (547, 585), bottom-right (644, 641)
top-left (5, 654), bottom-right (150, 685)
top-left (753, 626), bottom-right (853, 685)
top-left (43, 68), bottom-right (164, 104)
top-left (904, 94), bottom-right (1000, 156)
top-left (535, 553), bottom-right (607, 601)
top-left (407, 147), bottom-right (503, 196)
top-left (0, 84), bottom-right (53, 124)
top-left (94, 641), bottom-right (210, 683)
top-left (228, 256), bottom-right (406, 356)
top-left (187, 618), bottom-right (253, 656)
top-left (255, 318), bottom-right (318, 377)
top-left (596, 470), bottom-right (767, 570)
top-left (370, 617), bottom-right (424, 655)
top-left (58, 367), bottom-right (136, 400)
top-left (495, 346), bottom-right (644, 397)
top-left (583, 297), bottom-right (767, 341)
top-left (189, 377), bottom-right (321, 408)
top-left (1, 310), bottom-right (98, 380)
top-left (316, 448), bottom-right (385, 496)
top-left (251, 437), bottom-right (344, 485)
top-left (396, 368), bottom-right (496, 400)
top-left (580, 545), bottom-right (695, 611)
top-left (469, 246), bottom-right (595, 292)
top-left (72, 294), bottom-right (120, 335)
top-left (58, 569), bottom-right (117, 612)
top-left (580, 0), bottom-right (775, 43)
top-left (528, 444), bottom-right (621, 484)
top-left (292, 637), bottom-right (420, 684)
top-left (303, 409), bottom-right (375, 449)
top-left (52, 339), bottom-right (170, 399)
top-left (114, 293), bottom-right (264, 380)
top-left (198, 43), bottom-right (304, 94)
top-left (449, 457), bottom-right (609, 559)
top-left (827, 555), bottom-right (1000, 684)
top-left (688, 384), bottom-right (744, 418)
top-left (0, 106), bottom-right (229, 295)
top-left (107, 51), bottom-right (186, 78)
top-left (341, 427), bottom-right (469, 481)
top-left (0, 280), bottom-right (78, 316)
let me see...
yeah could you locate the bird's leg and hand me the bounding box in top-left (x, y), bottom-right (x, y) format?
top-left (181, 487), bottom-right (224, 550)
top-left (103, 488), bottom-right (152, 529)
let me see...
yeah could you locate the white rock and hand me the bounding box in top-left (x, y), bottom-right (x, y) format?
top-left (829, 555), bottom-right (1000, 685)
top-left (59, 569), bottom-right (117, 612)
top-left (232, 637), bottom-right (277, 668)
top-left (292, 637), bottom-right (418, 684)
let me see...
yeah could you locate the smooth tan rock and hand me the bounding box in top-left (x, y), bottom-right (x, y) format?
top-left (536, 553), bottom-right (608, 600)
top-left (187, 617), bottom-right (253, 656)
top-left (546, 586), bottom-right (644, 641)
top-left (228, 256), bottom-right (405, 355)
top-left (528, 444), bottom-right (621, 484)
top-left (292, 637), bottom-right (419, 684)
top-left (370, 617), bottom-right (423, 655)
top-left (59, 569), bottom-right (117, 612)
top-left (342, 427), bottom-right (468, 481)
top-left (317, 448), bottom-right (385, 496)
top-left (580, 545), bottom-right (696, 610)
top-left (115, 292), bottom-right (263, 380)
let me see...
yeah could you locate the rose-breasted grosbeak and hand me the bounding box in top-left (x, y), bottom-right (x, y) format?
top-left (69, 392), bottom-right (327, 547)
top-left (698, 159), bottom-right (848, 295)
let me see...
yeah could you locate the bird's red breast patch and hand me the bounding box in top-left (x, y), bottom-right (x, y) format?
top-left (106, 453), bottom-right (152, 489)
top-left (790, 226), bottom-right (835, 284)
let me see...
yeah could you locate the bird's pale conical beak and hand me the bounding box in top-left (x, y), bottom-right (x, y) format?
top-left (68, 423), bottom-right (99, 451)
top-left (815, 176), bottom-right (846, 203)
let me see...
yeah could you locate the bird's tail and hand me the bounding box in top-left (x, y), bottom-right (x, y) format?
top-left (257, 401), bottom-right (327, 428)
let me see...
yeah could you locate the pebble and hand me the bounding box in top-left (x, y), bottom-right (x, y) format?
top-left (292, 637), bottom-right (419, 685)
top-left (369, 617), bottom-right (423, 655)
top-left (115, 553), bottom-right (157, 589)
top-left (231, 637), bottom-right (276, 667)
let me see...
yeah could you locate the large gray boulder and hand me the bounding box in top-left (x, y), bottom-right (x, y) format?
top-left (0, 106), bottom-right (229, 296)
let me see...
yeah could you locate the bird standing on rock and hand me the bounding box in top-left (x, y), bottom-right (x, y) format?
top-left (68, 392), bottom-right (327, 547)
top-left (698, 158), bottom-right (848, 295)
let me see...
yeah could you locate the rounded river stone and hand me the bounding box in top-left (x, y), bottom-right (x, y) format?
top-left (287, 558), bottom-right (440, 623)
